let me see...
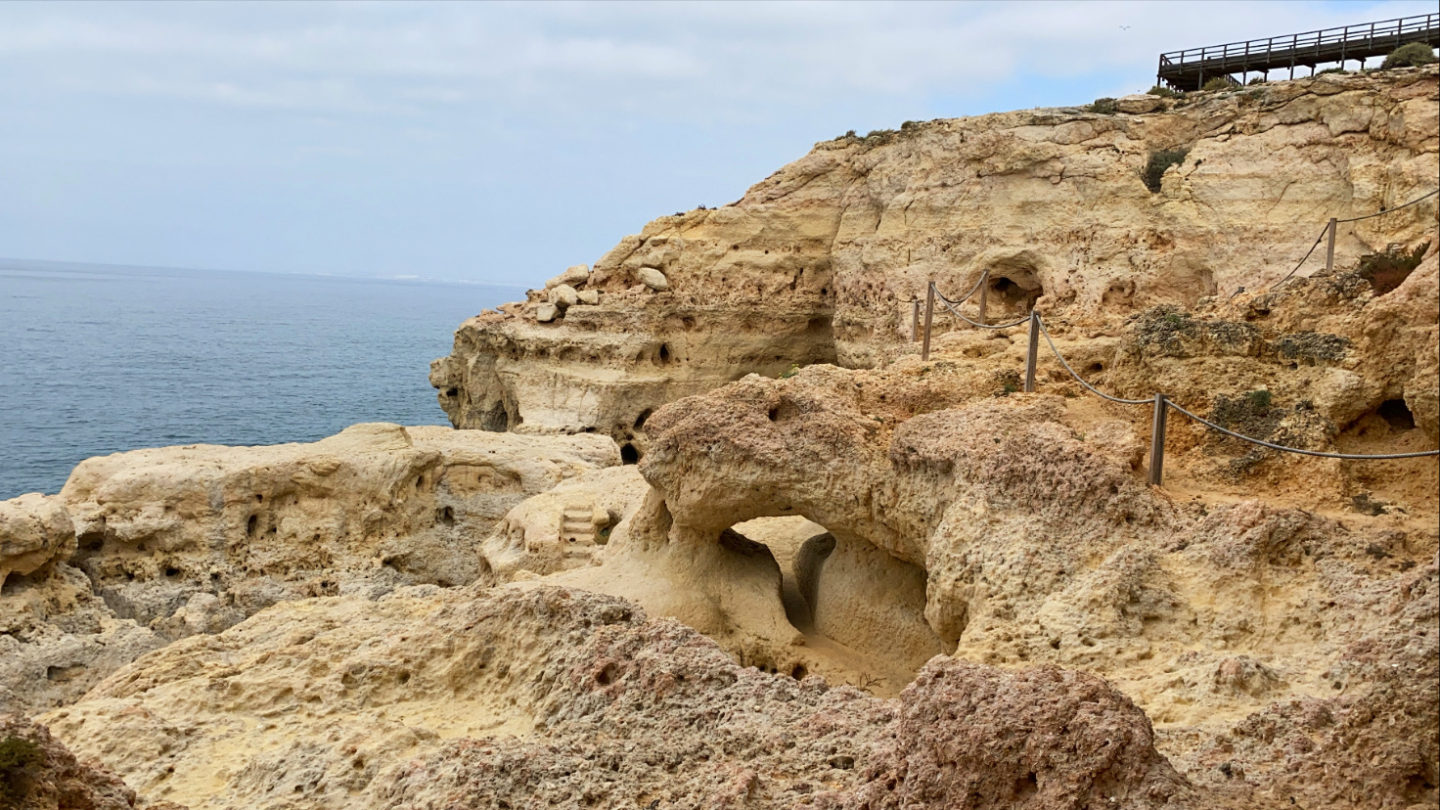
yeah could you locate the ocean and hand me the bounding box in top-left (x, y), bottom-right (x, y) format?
top-left (0, 258), bottom-right (522, 500)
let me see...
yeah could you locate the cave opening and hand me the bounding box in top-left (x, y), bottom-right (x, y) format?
top-left (1378, 399), bottom-right (1416, 431)
top-left (985, 267), bottom-right (1043, 316)
top-left (620, 443), bottom-right (640, 464)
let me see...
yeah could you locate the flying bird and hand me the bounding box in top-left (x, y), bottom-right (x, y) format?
top-left (1119, 25), bottom-right (1131, 30)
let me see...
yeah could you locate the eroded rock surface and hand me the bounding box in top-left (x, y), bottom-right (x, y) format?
top-left (1, 425), bottom-right (618, 714)
top-left (0, 714), bottom-right (143, 810)
top-left (43, 586), bottom-right (1195, 810)
top-left (433, 67), bottom-right (1438, 457)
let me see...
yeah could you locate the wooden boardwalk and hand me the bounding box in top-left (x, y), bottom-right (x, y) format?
top-left (1157, 14), bottom-right (1439, 91)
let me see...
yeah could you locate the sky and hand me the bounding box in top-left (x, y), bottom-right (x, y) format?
top-left (1, 0), bottom-right (1434, 286)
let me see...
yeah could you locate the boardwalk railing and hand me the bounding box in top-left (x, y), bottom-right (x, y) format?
top-left (1157, 14), bottom-right (1439, 90)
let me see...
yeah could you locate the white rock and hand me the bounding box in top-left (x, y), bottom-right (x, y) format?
top-left (536, 303), bottom-right (559, 322)
top-left (1115, 94), bottom-right (1163, 114)
top-left (0, 493), bottom-right (74, 588)
top-left (550, 284), bottom-right (580, 309)
top-left (576, 289), bottom-right (600, 306)
top-left (545, 264), bottom-right (589, 289)
top-left (636, 266), bottom-right (669, 291)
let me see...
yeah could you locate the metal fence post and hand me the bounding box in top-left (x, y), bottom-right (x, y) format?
top-left (1148, 393), bottom-right (1169, 487)
top-left (1023, 311), bottom-right (1040, 393)
top-left (921, 282), bottom-right (935, 361)
top-left (1324, 217), bottom-right (1337, 273)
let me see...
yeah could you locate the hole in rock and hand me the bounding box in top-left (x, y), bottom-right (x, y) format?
top-left (436, 506), bottom-right (456, 527)
top-left (620, 443), bottom-right (640, 465)
top-left (633, 409), bottom-right (652, 430)
top-left (1378, 399), bottom-right (1416, 431)
top-left (658, 344), bottom-right (672, 364)
top-left (987, 274), bottom-right (1043, 315)
top-left (726, 516), bottom-right (944, 695)
top-left (596, 663), bottom-right (618, 685)
top-left (164, 566), bottom-right (180, 578)
top-left (246, 515), bottom-right (259, 537)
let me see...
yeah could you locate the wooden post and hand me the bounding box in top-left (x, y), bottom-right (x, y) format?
top-left (1148, 393), bottom-right (1169, 487)
top-left (1023, 311), bottom-right (1040, 393)
top-left (977, 270), bottom-right (989, 326)
top-left (921, 282), bottom-right (935, 361)
top-left (1324, 217), bottom-right (1337, 273)
top-left (910, 297), bottom-right (920, 342)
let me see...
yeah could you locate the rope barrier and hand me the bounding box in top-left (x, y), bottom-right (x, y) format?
top-left (1034, 317), bottom-right (1152, 406)
top-left (933, 273), bottom-right (989, 307)
top-left (1267, 223), bottom-right (1328, 291)
top-left (1335, 189), bottom-right (1439, 224)
top-left (1166, 400), bottom-right (1440, 460)
top-left (936, 293), bottom-right (1030, 330)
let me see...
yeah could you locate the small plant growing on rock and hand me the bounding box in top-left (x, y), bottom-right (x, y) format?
top-left (1146, 85), bottom-right (1179, 98)
top-left (1357, 241), bottom-right (1430, 294)
top-left (1201, 76), bottom-right (1239, 92)
top-left (1, 735), bottom-right (42, 803)
top-left (1247, 76), bottom-right (1267, 85)
top-left (1087, 97), bottom-right (1118, 114)
top-left (779, 363), bottom-right (801, 379)
top-left (1381, 42), bottom-right (1437, 69)
top-left (1140, 147), bottom-right (1189, 193)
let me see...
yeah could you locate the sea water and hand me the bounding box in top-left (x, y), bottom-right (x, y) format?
top-left (0, 258), bottom-right (522, 500)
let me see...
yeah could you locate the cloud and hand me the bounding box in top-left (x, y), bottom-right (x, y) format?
top-left (4, 0), bottom-right (1434, 122)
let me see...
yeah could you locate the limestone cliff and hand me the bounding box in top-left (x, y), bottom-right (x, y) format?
top-left (432, 67), bottom-right (1438, 455)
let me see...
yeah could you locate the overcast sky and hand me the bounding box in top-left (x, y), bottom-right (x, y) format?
top-left (2, 0), bottom-right (1433, 286)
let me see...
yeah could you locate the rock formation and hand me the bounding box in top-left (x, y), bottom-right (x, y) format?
top-left (433, 67), bottom-right (1438, 458)
top-left (0, 714), bottom-right (144, 810)
top-left (1, 424), bottom-right (618, 714)
top-left (5, 67), bottom-right (1437, 810)
top-left (38, 586), bottom-right (1194, 810)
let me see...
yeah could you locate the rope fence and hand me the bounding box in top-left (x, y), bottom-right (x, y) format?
top-left (915, 271), bottom-right (1440, 486)
top-left (1269, 188), bottom-right (1439, 290)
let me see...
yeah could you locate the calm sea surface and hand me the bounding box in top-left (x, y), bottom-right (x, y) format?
top-left (0, 259), bottom-right (521, 500)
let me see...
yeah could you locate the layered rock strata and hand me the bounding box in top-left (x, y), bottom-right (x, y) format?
top-left (0, 424), bottom-right (618, 713)
top-left (433, 67), bottom-right (1438, 455)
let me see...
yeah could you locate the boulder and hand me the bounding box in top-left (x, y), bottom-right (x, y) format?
top-left (1116, 93), bottom-right (1164, 114)
top-left (545, 264), bottom-right (589, 289)
top-left (535, 302), bottom-right (559, 322)
top-left (635, 266), bottom-right (669, 291)
top-left (0, 494), bottom-right (74, 588)
top-left (549, 284), bottom-right (579, 310)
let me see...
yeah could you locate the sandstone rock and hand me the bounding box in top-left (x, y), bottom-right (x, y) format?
top-left (432, 67), bottom-right (1438, 458)
top-left (635, 265), bottom-right (669, 291)
top-left (41, 586), bottom-right (1194, 810)
top-left (575, 288), bottom-right (599, 305)
top-left (843, 659), bottom-right (1189, 809)
top-left (544, 264), bottom-right (589, 289)
top-left (548, 283), bottom-right (579, 309)
top-left (480, 465), bottom-right (649, 580)
top-left (2, 425), bottom-right (618, 714)
top-left (1117, 93), bottom-right (1165, 114)
top-left (534, 302), bottom-right (558, 322)
top-left (0, 494), bottom-right (74, 589)
top-left (0, 714), bottom-right (139, 809)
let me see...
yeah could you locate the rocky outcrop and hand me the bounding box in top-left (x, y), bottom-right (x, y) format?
top-left (41, 585), bottom-right (1193, 810)
top-left (1, 425), bottom-right (619, 714)
top-left (0, 495), bottom-right (73, 590)
top-left (0, 714), bottom-right (143, 810)
top-left (433, 67), bottom-right (1438, 455)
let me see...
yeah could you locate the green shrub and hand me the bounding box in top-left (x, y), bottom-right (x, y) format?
top-left (1317, 66), bottom-right (1348, 75)
top-left (1247, 76), bottom-right (1267, 86)
top-left (1381, 42), bottom-right (1437, 69)
top-left (1357, 241), bottom-right (1431, 294)
top-left (1146, 85), bottom-right (1179, 98)
top-left (1201, 76), bottom-right (1239, 92)
top-left (1141, 147), bottom-right (1189, 193)
top-left (1087, 97), bottom-right (1117, 114)
top-left (1, 735), bottom-right (43, 803)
